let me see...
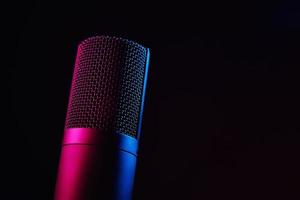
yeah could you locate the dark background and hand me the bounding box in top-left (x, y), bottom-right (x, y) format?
top-left (5, 1), bottom-right (300, 199)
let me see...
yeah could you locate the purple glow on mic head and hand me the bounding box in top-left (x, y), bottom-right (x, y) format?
top-left (65, 36), bottom-right (148, 137)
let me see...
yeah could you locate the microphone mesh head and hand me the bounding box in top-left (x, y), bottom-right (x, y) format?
top-left (65, 36), bottom-right (148, 137)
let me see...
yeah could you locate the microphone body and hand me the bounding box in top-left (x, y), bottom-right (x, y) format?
top-left (54, 36), bottom-right (150, 200)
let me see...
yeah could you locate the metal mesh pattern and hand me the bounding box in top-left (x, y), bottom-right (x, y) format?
top-left (65, 36), bottom-right (147, 137)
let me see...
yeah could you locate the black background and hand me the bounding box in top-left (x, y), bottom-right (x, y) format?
top-left (5, 1), bottom-right (300, 199)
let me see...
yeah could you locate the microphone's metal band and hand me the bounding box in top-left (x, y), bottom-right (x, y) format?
top-left (62, 128), bottom-right (139, 156)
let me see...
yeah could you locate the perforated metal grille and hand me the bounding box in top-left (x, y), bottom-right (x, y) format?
top-left (65, 36), bottom-right (147, 137)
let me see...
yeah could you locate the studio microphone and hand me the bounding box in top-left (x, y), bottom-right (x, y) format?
top-left (54, 36), bottom-right (150, 200)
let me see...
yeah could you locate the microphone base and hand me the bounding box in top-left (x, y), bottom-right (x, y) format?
top-left (54, 128), bottom-right (138, 200)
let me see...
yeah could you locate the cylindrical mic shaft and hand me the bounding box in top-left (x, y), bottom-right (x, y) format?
top-left (54, 36), bottom-right (150, 200)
